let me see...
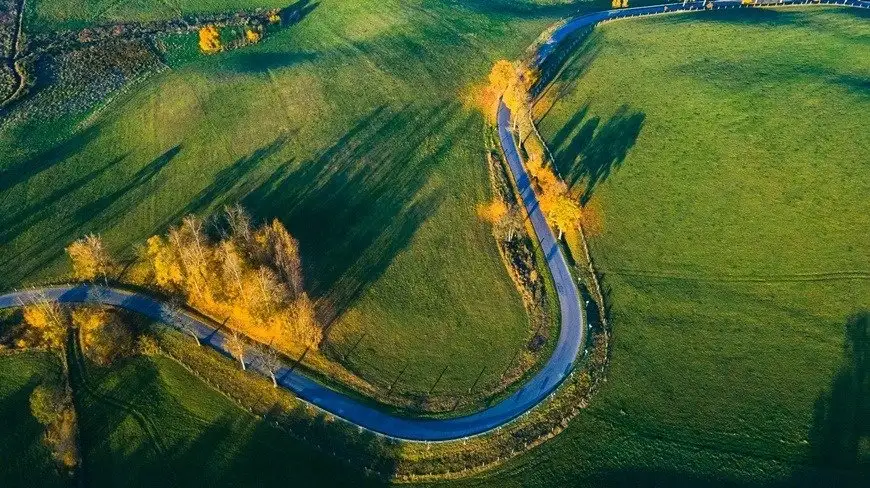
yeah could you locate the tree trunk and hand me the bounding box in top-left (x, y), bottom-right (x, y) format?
top-left (239, 356), bottom-right (246, 371)
top-left (271, 372), bottom-right (277, 388)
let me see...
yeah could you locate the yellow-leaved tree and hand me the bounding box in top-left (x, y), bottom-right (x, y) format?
top-left (245, 26), bottom-right (262, 44)
top-left (199, 25), bottom-right (222, 54)
top-left (536, 168), bottom-right (582, 240)
top-left (72, 307), bottom-right (133, 365)
top-left (67, 234), bottom-right (112, 283)
top-left (477, 199), bottom-right (508, 224)
top-left (540, 191), bottom-right (581, 240)
top-left (144, 235), bottom-right (184, 289)
top-left (140, 207), bottom-right (322, 357)
top-left (489, 60), bottom-right (516, 94)
top-left (267, 9), bottom-right (282, 24)
top-left (22, 296), bottom-right (67, 350)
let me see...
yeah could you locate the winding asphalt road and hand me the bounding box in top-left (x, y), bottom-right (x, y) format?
top-left (2, 0), bottom-right (866, 441)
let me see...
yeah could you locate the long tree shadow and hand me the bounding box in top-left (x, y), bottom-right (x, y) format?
top-left (0, 379), bottom-right (48, 473)
top-left (553, 104), bottom-right (645, 204)
top-left (534, 28), bottom-right (602, 112)
top-left (790, 311), bottom-right (869, 485)
top-left (281, 0), bottom-right (320, 25)
top-left (73, 145), bottom-right (181, 226)
top-left (0, 152), bottom-right (129, 249)
top-left (0, 121), bottom-right (104, 194)
top-left (243, 103), bottom-right (456, 328)
top-left (0, 143), bottom-right (182, 290)
top-left (160, 412), bottom-right (391, 487)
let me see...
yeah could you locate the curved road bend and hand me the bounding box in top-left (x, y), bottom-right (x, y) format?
top-left (2, 0), bottom-right (867, 442)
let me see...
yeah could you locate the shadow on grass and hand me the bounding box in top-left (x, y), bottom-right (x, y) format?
top-left (76, 352), bottom-right (393, 486)
top-left (0, 379), bottom-right (45, 464)
top-left (785, 311), bottom-right (869, 485)
top-left (533, 27), bottom-right (601, 110)
top-left (242, 103), bottom-right (457, 328)
top-left (161, 412), bottom-right (392, 487)
top-left (0, 144), bottom-right (182, 290)
top-left (224, 50), bottom-right (317, 73)
top-left (0, 152), bottom-right (129, 251)
top-left (165, 135), bottom-right (292, 224)
top-left (281, 0), bottom-right (320, 25)
top-left (73, 145), bottom-right (180, 225)
top-left (458, 0), bottom-right (588, 18)
top-left (686, 5), bottom-right (870, 29)
top-left (223, 0), bottom-right (321, 74)
top-left (552, 105), bottom-right (644, 204)
top-left (0, 121), bottom-right (104, 194)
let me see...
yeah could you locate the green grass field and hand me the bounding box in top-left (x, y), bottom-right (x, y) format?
top-left (0, 0), bottom-right (601, 402)
top-left (3, 3), bottom-right (868, 487)
top-left (70, 349), bottom-right (386, 486)
top-left (0, 353), bottom-right (64, 488)
top-left (444, 6), bottom-right (870, 486)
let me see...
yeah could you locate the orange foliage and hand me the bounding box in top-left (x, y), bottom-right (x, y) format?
top-left (23, 301), bottom-right (66, 350)
top-left (141, 208), bottom-right (322, 356)
top-left (488, 60), bottom-right (515, 94)
top-left (198, 25), bottom-right (222, 54)
top-left (145, 235), bottom-right (183, 288)
top-left (465, 82), bottom-right (500, 123)
top-left (245, 26), bottom-right (262, 44)
top-left (66, 234), bottom-right (111, 282)
top-left (477, 199), bottom-right (508, 224)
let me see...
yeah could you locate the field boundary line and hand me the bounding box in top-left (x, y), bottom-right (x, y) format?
top-left (605, 269), bottom-right (870, 283)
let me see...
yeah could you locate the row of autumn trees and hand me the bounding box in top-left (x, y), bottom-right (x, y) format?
top-left (198, 8), bottom-right (281, 54)
top-left (66, 205), bottom-right (322, 357)
top-left (486, 60), bottom-right (583, 240)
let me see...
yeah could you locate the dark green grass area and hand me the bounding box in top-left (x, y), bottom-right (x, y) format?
top-left (445, 6), bottom-right (870, 486)
top-left (69, 351), bottom-right (386, 487)
top-left (0, 353), bottom-right (64, 488)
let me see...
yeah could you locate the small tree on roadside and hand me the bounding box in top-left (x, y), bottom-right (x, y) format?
top-left (227, 331), bottom-right (247, 370)
top-left (539, 182), bottom-right (582, 240)
top-left (488, 60), bottom-right (516, 95)
top-left (264, 219), bottom-right (304, 297)
top-left (496, 205), bottom-right (525, 243)
top-left (162, 297), bottom-right (200, 346)
top-left (198, 25), bottom-right (222, 54)
top-left (30, 383), bottom-right (79, 469)
top-left (67, 234), bottom-right (113, 283)
top-left (20, 293), bottom-right (67, 350)
top-left (224, 204), bottom-right (253, 246)
top-left (30, 385), bottom-right (65, 426)
top-left (144, 235), bottom-right (184, 290)
top-left (256, 343), bottom-right (282, 387)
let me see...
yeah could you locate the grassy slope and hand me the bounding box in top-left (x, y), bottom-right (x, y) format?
top-left (0, 353), bottom-right (64, 488)
top-left (448, 7), bottom-right (870, 486)
top-left (0, 0), bottom-right (605, 401)
top-left (72, 353), bottom-right (386, 487)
